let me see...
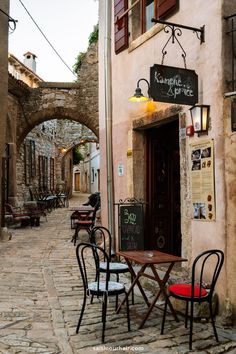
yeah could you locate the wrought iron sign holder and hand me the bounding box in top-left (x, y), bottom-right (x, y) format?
top-left (151, 18), bottom-right (205, 68)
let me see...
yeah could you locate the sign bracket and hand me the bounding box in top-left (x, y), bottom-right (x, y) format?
top-left (151, 18), bottom-right (205, 68)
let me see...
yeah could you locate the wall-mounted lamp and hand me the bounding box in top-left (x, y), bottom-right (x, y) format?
top-left (60, 147), bottom-right (67, 154)
top-left (128, 78), bottom-right (151, 102)
top-left (190, 104), bottom-right (210, 135)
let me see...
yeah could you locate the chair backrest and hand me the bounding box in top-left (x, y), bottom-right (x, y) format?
top-left (90, 202), bottom-right (101, 223)
top-left (5, 203), bottom-right (14, 215)
top-left (90, 226), bottom-right (112, 260)
top-left (76, 242), bottom-right (110, 292)
top-left (191, 249), bottom-right (224, 300)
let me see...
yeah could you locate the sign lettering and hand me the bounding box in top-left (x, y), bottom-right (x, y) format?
top-left (150, 64), bottom-right (198, 105)
top-left (119, 204), bottom-right (144, 251)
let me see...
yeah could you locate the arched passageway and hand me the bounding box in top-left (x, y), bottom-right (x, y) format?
top-left (16, 82), bottom-right (99, 147)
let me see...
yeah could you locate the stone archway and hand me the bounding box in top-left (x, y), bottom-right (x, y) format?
top-left (6, 41), bottom-right (99, 206)
top-left (16, 41), bottom-right (98, 146)
top-left (17, 82), bottom-right (98, 147)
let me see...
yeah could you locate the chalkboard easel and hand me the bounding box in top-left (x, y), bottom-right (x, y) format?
top-left (116, 199), bottom-right (145, 251)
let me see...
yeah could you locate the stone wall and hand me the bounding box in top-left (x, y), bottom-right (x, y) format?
top-left (15, 41), bottom-right (99, 147)
top-left (5, 38), bottom-right (99, 206)
top-left (15, 119), bottom-right (92, 204)
top-left (0, 0), bottom-right (9, 238)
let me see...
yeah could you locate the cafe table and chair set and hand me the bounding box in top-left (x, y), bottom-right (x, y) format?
top-left (70, 208), bottom-right (224, 349)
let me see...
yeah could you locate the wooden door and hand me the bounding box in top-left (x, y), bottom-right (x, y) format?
top-left (74, 173), bottom-right (80, 191)
top-left (146, 119), bottom-right (181, 255)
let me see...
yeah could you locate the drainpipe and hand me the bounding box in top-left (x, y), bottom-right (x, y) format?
top-left (104, 0), bottom-right (115, 252)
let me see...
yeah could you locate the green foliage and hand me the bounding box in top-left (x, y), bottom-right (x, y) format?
top-left (73, 52), bottom-right (86, 74)
top-left (73, 24), bottom-right (98, 74)
top-left (72, 147), bottom-right (84, 165)
top-left (88, 24), bottom-right (99, 46)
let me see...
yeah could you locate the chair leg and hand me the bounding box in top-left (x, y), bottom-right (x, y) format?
top-left (161, 297), bottom-right (168, 335)
top-left (76, 294), bottom-right (86, 333)
top-left (185, 301), bottom-right (189, 328)
top-left (73, 227), bottom-right (79, 246)
top-left (116, 274), bottom-right (119, 310)
top-left (209, 301), bottom-right (219, 342)
top-left (125, 291), bottom-right (131, 331)
top-left (131, 274), bottom-right (134, 305)
top-left (189, 300), bottom-right (194, 350)
top-left (102, 293), bottom-right (108, 343)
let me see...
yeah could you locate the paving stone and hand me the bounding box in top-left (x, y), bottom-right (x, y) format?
top-left (0, 193), bottom-right (235, 354)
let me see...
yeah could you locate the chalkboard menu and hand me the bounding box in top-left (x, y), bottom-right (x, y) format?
top-left (150, 64), bottom-right (198, 106)
top-left (118, 203), bottom-right (144, 251)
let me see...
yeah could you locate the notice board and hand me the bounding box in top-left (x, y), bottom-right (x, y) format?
top-left (190, 139), bottom-right (215, 221)
top-left (118, 201), bottom-right (144, 251)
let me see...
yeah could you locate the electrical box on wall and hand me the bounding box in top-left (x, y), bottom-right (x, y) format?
top-left (186, 125), bottom-right (194, 137)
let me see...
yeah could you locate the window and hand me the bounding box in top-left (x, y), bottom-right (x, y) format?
top-left (91, 168), bottom-right (95, 183)
top-left (133, 0), bottom-right (178, 40)
top-left (114, 0), bottom-right (179, 48)
top-left (50, 158), bottom-right (55, 191)
top-left (38, 155), bottom-right (48, 190)
top-left (24, 139), bottom-right (36, 185)
top-left (145, 0), bottom-right (155, 31)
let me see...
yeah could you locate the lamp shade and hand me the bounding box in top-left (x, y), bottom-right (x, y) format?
top-left (190, 104), bottom-right (210, 134)
top-left (128, 78), bottom-right (151, 102)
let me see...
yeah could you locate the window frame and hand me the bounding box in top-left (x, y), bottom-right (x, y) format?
top-left (141, 0), bottom-right (158, 34)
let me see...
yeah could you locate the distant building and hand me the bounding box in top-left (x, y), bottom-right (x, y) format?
top-left (8, 52), bottom-right (42, 87)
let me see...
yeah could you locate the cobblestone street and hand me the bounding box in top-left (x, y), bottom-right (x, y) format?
top-left (0, 193), bottom-right (235, 354)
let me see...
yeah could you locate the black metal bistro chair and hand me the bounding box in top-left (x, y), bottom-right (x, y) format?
top-left (161, 249), bottom-right (224, 350)
top-left (90, 226), bottom-right (134, 308)
top-left (76, 242), bottom-right (130, 343)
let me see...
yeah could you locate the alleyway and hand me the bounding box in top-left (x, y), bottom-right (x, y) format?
top-left (0, 193), bottom-right (235, 354)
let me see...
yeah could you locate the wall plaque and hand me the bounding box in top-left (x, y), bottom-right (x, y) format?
top-left (150, 64), bottom-right (198, 106)
top-left (190, 140), bottom-right (215, 221)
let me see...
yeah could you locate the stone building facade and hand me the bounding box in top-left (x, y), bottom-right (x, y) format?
top-left (0, 0), bottom-right (10, 240)
top-left (98, 0), bottom-right (236, 317)
top-left (3, 41), bottom-right (99, 208)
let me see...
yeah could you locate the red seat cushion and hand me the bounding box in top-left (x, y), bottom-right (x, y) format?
top-left (74, 220), bottom-right (92, 226)
top-left (169, 283), bottom-right (208, 298)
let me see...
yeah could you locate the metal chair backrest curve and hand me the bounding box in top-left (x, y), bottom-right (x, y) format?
top-left (191, 249), bottom-right (224, 301)
top-left (76, 242), bottom-right (111, 293)
top-left (90, 226), bottom-right (112, 260)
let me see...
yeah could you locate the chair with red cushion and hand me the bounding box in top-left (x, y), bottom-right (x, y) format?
top-left (71, 202), bottom-right (100, 246)
top-left (161, 249), bottom-right (224, 350)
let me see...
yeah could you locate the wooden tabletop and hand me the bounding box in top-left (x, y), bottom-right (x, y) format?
top-left (116, 250), bottom-right (187, 265)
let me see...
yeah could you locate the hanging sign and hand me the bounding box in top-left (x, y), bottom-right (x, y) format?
top-left (150, 64), bottom-right (198, 105)
top-left (190, 140), bottom-right (215, 221)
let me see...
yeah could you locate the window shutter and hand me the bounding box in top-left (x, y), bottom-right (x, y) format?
top-left (158, 0), bottom-right (178, 19)
top-left (114, 0), bottom-right (129, 54)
